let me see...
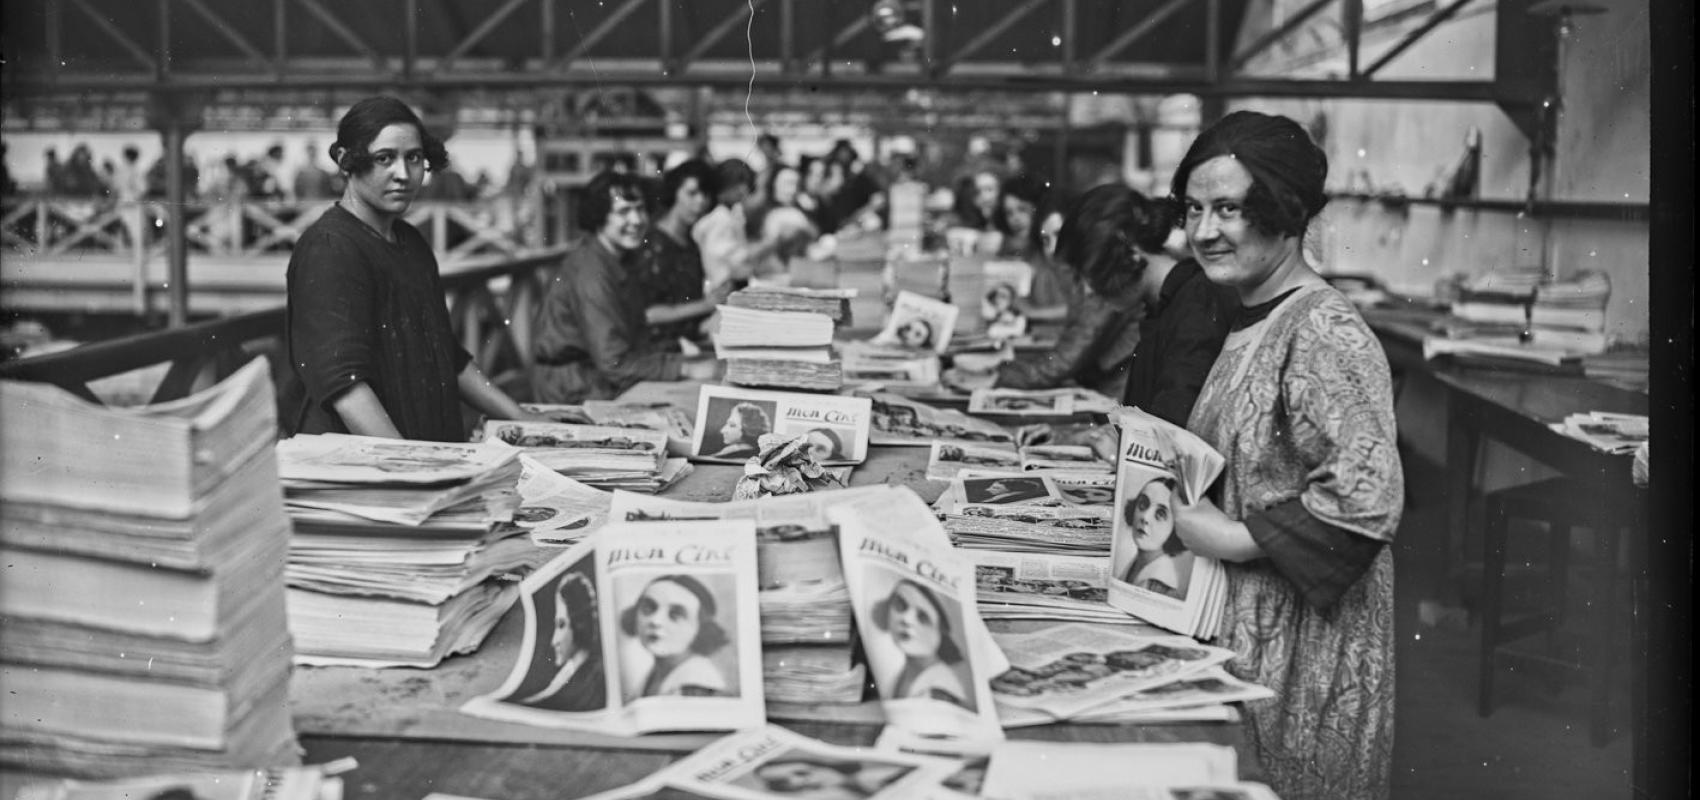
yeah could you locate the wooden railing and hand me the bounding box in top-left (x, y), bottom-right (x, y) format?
top-left (0, 195), bottom-right (542, 260)
top-left (0, 246), bottom-right (568, 412)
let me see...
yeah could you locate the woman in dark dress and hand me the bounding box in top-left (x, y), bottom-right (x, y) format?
top-left (285, 96), bottom-right (532, 440)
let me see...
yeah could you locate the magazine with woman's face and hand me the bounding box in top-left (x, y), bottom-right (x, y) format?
top-left (692, 386), bottom-right (872, 466)
top-left (873, 291), bottom-right (960, 354)
top-left (661, 725), bottom-right (959, 800)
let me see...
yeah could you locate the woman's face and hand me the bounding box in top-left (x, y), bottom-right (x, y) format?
top-left (346, 123), bottom-right (425, 219)
top-left (804, 430), bottom-right (836, 462)
top-left (803, 161), bottom-right (827, 195)
top-left (720, 412), bottom-right (745, 444)
top-left (757, 762), bottom-right (850, 793)
top-left (888, 583), bottom-right (943, 660)
top-left (772, 167), bottom-right (801, 206)
top-left (1039, 211), bottom-right (1064, 258)
top-left (1002, 195), bottom-right (1036, 240)
top-left (1183, 155), bottom-right (1297, 300)
top-left (898, 320), bottom-right (930, 349)
top-left (550, 594), bottom-right (576, 663)
top-left (987, 284), bottom-right (1015, 310)
top-left (973, 173), bottom-right (1001, 215)
top-left (672, 176), bottom-right (711, 228)
top-left (1131, 481), bottom-right (1175, 552)
top-left (599, 190), bottom-right (650, 253)
top-left (634, 579), bottom-right (702, 659)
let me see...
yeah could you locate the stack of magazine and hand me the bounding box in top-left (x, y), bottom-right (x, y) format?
top-left (725, 285), bottom-right (855, 324)
top-left (275, 435), bottom-right (529, 667)
top-left (518, 401), bottom-right (695, 457)
top-left (474, 419), bottom-right (687, 492)
top-left (0, 360), bottom-right (299, 778)
top-left (715, 304), bottom-right (843, 391)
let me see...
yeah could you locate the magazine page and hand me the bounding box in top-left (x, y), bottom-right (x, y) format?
top-left (602, 520), bottom-right (766, 733)
top-left (842, 343), bottom-right (944, 388)
top-left (871, 726), bottom-right (1003, 800)
top-left (936, 473), bottom-right (1066, 514)
top-left (967, 389), bottom-right (1076, 417)
top-left (1047, 471), bottom-right (1118, 507)
top-left (987, 623), bottom-right (1233, 720)
top-left (497, 454), bottom-right (612, 545)
top-left (1106, 408), bottom-right (1226, 635)
top-left (830, 490), bottom-right (1005, 739)
top-left (276, 434), bottom-right (518, 485)
top-left (926, 441), bottom-right (1022, 480)
top-left (661, 725), bottom-right (958, 799)
top-left (1018, 444), bottom-right (1113, 473)
top-left (460, 540), bottom-right (615, 728)
top-left (980, 741), bottom-right (1243, 800)
top-left (519, 401), bottom-right (695, 456)
top-left (942, 507), bottom-right (1113, 554)
top-left (1070, 667), bottom-right (1275, 721)
top-left (969, 550), bottom-right (1114, 616)
top-left (873, 290), bottom-right (961, 354)
top-left (867, 392), bottom-right (1013, 447)
top-left (473, 420), bottom-right (668, 474)
top-left (692, 385), bottom-right (872, 466)
top-left (578, 777), bottom-right (776, 800)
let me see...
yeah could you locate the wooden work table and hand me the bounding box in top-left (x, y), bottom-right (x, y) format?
top-left (289, 380), bottom-right (1254, 799)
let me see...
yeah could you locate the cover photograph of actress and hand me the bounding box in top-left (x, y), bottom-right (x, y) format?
top-left (616, 573), bottom-right (741, 702)
top-left (1116, 476), bottom-right (1196, 600)
top-left (498, 563), bottom-right (608, 713)
top-left (700, 398), bottom-right (777, 460)
top-left (864, 576), bottom-right (977, 712)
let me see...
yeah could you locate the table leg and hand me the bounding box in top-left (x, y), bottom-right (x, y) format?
top-left (1445, 392), bottom-right (1479, 590)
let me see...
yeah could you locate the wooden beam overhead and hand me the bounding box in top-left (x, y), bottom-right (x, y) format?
top-left (1230, 0), bottom-right (1333, 72)
top-left (804, 10), bottom-right (869, 67)
top-left (1363, 0), bottom-right (1476, 78)
top-left (180, 0), bottom-right (271, 67)
top-left (1085, 0), bottom-right (1190, 70)
top-left (438, 0), bottom-right (530, 73)
top-left (557, 0), bottom-right (650, 69)
top-left (676, 0), bottom-right (768, 74)
top-left (294, 0), bottom-right (387, 73)
top-left (937, 0), bottom-right (1050, 76)
top-left (67, 0), bottom-right (159, 72)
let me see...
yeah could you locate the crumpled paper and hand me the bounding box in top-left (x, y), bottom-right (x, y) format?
top-left (732, 433), bottom-right (847, 501)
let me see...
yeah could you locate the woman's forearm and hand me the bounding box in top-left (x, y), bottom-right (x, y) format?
top-left (456, 362), bottom-right (529, 421)
top-left (330, 383), bottom-right (403, 439)
top-left (1175, 498), bottom-right (1265, 562)
top-left (645, 298), bottom-right (717, 325)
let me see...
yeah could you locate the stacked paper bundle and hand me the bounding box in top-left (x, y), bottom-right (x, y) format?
top-left (0, 360), bottom-right (299, 778)
top-left (1450, 266), bottom-right (1543, 326)
top-left (1531, 271), bottom-right (1611, 354)
top-left (715, 305), bottom-right (843, 391)
top-left (726, 285), bottom-right (855, 324)
top-left (474, 419), bottom-right (687, 492)
top-left (275, 434), bottom-right (529, 668)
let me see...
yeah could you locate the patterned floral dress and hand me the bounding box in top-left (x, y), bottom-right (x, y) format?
top-left (1187, 283), bottom-right (1404, 800)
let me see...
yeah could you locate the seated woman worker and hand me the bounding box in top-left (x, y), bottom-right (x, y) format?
top-left (532, 170), bottom-right (716, 403)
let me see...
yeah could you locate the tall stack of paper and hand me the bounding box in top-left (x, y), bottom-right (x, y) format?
top-left (715, 305), bottom-right (844, 391)
top-left (275, 434), bottom-right (529, 668)
top-left (0, 359), bottom-right (299, 779)
top-left (1531, 271), bottom-right (1611, 354)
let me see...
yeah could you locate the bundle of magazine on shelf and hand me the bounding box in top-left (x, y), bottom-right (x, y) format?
top-left (461, 519), bottom-right (764, 735)
top-left (518, 401), bottom-right (695, 457)
top-left (1107, 407), bottom-right (1229, 639)
top-left (1552, 410), bottom-right (1648, 455)
top-left (0, 359), bottom-right (299, 778)
top-left (866, 392), bottom-right (1011, 447)
top-left (473, 419), bottom-right (685, 493)
top-left (274, 434), bottom-right (530, 668)
top-left (583, 725), bottom-right (958, 799)
top-left (829, 488), bottom-right (1008, 740)
top-left (690, 385), bottom-right (872, 466)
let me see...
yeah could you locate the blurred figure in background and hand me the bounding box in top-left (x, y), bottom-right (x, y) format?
top-left (645, 159), bottom-right (727, 353)
top-left (694, 159), bottom-right (804, 290)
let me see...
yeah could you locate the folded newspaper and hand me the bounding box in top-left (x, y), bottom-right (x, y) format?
top-left (691, 385), bottom-right (872, 466)
top-left (460, 519), bottom-right (764, 734)
top-left (829, 488), bottom-right (1007, 740)
top-left (1107, 407), bottom-right (1228, 639)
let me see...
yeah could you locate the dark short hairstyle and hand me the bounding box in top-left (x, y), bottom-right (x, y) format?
top-left (764, 162), bottom-right (800, 204)
top-left (1171, 109), bottom-right (1328, 239)
top-left (715, 158), bottom-right (757, 195)
top-left (555, 572), bottom-right (599, 654)
top-left (1124, 476), bottom-right (1183, 556)
top-left (870, 579), bottom-right (964, 664)
top-left (897, 318), bottom-right (933, 345)
top-left (661, 159), bottom-right (720, 210)
top-left (618, 574), bottom-right (730, 655)
top-left (757, 132), bottom-right (781, 151)
top-left (578, 169), bottom-right (649, 231)
top-left (1057, 184), bottom-right (1175, 298)
top-left (727, 402), bottom-right (772, 441)
top-left (995, 173), bottom-right (1048, 235)
top-left (330, 96), bottom-right (449, 175)
top-left (804, 427), bottom-right (844, 459)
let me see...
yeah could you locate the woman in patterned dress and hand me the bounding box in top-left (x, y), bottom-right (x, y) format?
top-left (1172, 110), bottom-right (1404, 799)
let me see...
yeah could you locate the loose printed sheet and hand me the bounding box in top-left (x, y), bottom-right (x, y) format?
top-left (867, 392), bottom-right (1013, 447)
top-left (987, 622), bottom-right (1233, 721)
top-left (650, 725), bottom-right (958, 800)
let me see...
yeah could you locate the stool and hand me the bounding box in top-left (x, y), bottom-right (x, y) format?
top-left (1476, 477), bottom-right (1640, 747)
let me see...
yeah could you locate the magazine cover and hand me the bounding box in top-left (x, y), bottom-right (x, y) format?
top-left (474, 420), bottom-right (668, 474)
top-left (1107, 408), bottom-right (1227, 637)
top-left (1048, 471), bottom-right (1118, 507)
top-left (660, 725), bottom-right (958, 799)
top-left (967, 388), bottom-right (1076, 417)
top-left (829, 489), bottom-right (1006, 739)
top-left (495, 454), bottom-right (611, 545)
top-left (691, 385), bottom-right (872, 466)
top-left (462, 519), bottom-right (764, 734)
top-left (987, 623), bottom-right (1233, 720)
top-left (925, 441), bottom-right (1021, 481)
top-left (873, 290), bottom-right (960, 354)
top-left (867, 392), bottom-right (1012, 447)
top-left (276, 433), bottom-right (518, 485)
top-left (520, 401), bottom-right (695, 456)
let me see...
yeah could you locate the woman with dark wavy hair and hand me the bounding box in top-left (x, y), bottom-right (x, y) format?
top-left (1174, 110), bottom-right (1402, 799)
top-left (285, 95), bottom-right (532, 440)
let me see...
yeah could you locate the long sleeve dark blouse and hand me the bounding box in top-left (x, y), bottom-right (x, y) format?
top-left (284, 204), bottom-right (471, 442)
top-left (1121, 259), bottom-right (1239, 427)
top-left (531, 237), bottom-right (682, 403)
